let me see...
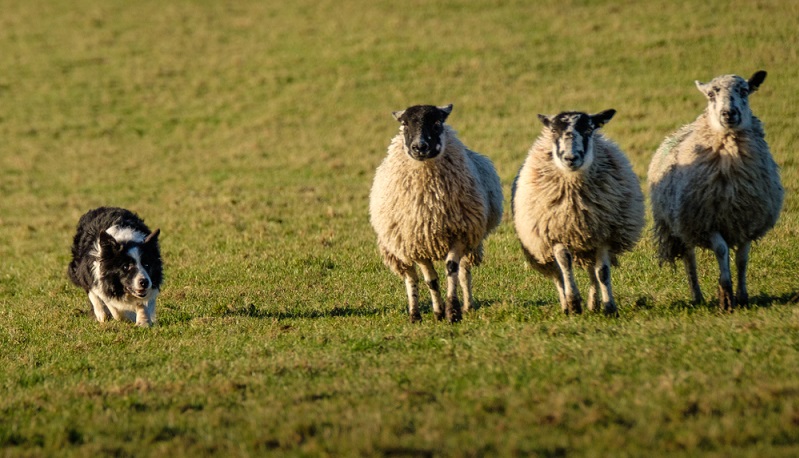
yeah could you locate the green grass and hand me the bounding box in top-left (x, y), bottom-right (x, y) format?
top-left (2, 0), bottom-right (799, 456)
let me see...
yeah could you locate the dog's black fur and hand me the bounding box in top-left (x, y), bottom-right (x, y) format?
top-left (68, 207), bottom-right (162, 326)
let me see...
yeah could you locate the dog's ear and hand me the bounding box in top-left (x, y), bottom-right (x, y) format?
top-left (144, 229), bottom-right (160, 245)
top-left (99, 231), bottom-right (120, 254)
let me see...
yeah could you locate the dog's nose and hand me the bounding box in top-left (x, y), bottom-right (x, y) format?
top-left (137, 277), bottom-right (150, 289)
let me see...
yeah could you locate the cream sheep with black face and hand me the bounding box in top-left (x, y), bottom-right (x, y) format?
top-left (648, 70), bottom-right (783, 310)
top-left (369, 104), bottom-right (503, 323)
top-left (512, 110), bottom-right (645, 315)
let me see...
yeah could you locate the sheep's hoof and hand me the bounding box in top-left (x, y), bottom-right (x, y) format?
top-left (446, 297), bottom-right (462, 323)
top-left (718, 286), bottom-right (735, 312)
top-left (737, 292), bottom-right (749, 308)
top-left (587, 299), bottom-right (599, 313)
top-left (446, 310), bottom-right (462, 323)
top-left (565, 298), bottom-right (583, 315)
top-left (409, 312), bottom-right (422, 323)
top-left (603, 301), bottom-right (618, 317)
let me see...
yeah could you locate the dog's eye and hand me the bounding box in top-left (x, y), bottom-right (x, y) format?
top-left (123, 264), bottom-right (134, 272)
top-left (142, 262), bottom-right (150, 269)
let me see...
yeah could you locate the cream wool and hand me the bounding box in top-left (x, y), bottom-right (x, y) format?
top-left (369, 105), bottom-right (502, 323)
top-left (512, 110), bottom-right (644, 315)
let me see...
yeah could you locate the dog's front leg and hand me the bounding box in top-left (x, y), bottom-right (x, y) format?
top-left (88, 291), bottom-right (112, 322)
top-left (135, 303), bottom-right (152, 327)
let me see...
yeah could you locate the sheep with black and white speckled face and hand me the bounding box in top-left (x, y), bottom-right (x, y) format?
top-left (512, 109), bottom-right (645, 315)
top-left (369, 104), bottom-right (503, 323)
top-left (648, 70), bottom-right (783, 310)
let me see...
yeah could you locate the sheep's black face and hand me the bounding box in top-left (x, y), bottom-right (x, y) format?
top-left (392, 104), bottom-right (452, 161)
top-left (539, 109), bottom-right (615, 173)
top-left (696, 70), bottom-right (766, 133)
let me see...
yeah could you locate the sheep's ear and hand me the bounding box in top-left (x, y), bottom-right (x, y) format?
top-left (695, 80), bottom-right (711, 96)
top-left (591, 109), bottom-right (616, 129)
top-left (537, 114), bottom-right (552, 129)
top-left (437, 104), bottom-right (453, 121)
top-left (144, 228), bottom-right (160, 245)
top-left (392, 110), bottom-right (405, 122)
top-left (748, 70), bottom-right (767, 93)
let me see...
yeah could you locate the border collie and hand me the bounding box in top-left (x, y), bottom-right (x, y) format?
top-left (68, 207), bottom-right (162, 326)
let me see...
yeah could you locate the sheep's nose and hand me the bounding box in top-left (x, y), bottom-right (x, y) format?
top-left (412, 141), bottom-right (429, 153)
top-left (722, 108), bottom-right (740, 122)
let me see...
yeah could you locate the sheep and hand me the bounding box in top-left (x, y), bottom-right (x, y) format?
top-left (512, 109), bottom-right (645, 315)
top-left (369, 104), bottom-right (503, 323)
top-left (647, 70), bottom-right (783, 310)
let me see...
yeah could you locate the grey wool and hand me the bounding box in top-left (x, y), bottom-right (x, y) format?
top-left (648, 70), bottom-right (783, 310)
top-left (369, 104), bottom-right (503, 323)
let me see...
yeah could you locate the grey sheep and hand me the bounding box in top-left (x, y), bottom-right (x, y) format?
top-left (512, 110), bottom-right (645, 315)
top-left (369, 104), bottom-right (503, 323)
top-left (648, 70), bottom-right (783, 310)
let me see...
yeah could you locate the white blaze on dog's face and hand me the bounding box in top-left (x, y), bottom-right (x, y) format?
top-left (538, 109), bottom-right (616, 173)
top-left (96, 226), bottom-right (161, 301)
top-left (696, 70), bottom-right (766, 133)
top-left (392, 104), bottom-right (453, 161)
top-left (124, 246), bottom-right (153, 299)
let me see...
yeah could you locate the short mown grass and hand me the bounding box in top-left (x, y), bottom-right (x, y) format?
top-left (2, 0), bottom-right (798, 456)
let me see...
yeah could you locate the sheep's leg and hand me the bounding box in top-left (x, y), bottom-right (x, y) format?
top-left (683, 247), bottom-right (704, 304)
top-left (593, 247), bottom-right (617, 315)
top-left (418, 259), bottom-right (445, 321)
top-left (458, 256), bottom-right (474, 313)
top-left (735, 242), bottom-right (751, 307)
top-left (710, 232), bottom-right (734, 311)
top-left (445, 242), bottom-right (465, 323)
top-left (402, 266), bottom-right (422, 323)
top-left (553, 276), bottom-right (567, 309)
top-left (553, 244), bottom-right (582, 314)
top-left (587, 266), bottom-right (600, 312)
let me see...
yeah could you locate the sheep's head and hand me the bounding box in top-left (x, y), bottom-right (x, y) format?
top-left (392, 104), bottom-right (453, 161)
top-left (696, 70), bottom-right (766, 133)
top-left (538, 109), bottom-right (616, 173)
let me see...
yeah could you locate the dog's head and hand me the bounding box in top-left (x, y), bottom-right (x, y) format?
top-left (97, 228), bottom-right (162, 301)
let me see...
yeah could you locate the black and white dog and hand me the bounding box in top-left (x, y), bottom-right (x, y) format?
top-left (68, 207), bottom-right (162, 327)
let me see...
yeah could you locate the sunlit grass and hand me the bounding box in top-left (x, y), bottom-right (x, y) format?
top-left (1, 0), bottom-right (798, 455)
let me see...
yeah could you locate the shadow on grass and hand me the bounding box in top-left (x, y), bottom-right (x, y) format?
top-left (508, 298), bottom-right (551, 309)
top-left (218, 303), bottom-right (382, 320)
top-left (666, 290), bottom-right (799, 312)
top-left (415, 296), bottom-right (551, 314)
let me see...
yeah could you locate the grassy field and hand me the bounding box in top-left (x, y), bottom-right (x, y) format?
top-left (2, 0), bottom-right (799, 456)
